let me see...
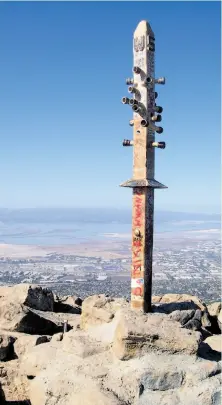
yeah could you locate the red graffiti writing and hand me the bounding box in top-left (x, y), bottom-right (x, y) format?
top-left (132, 193), bottom-right (144, 278)
top-left (132, 228), bottom-right (143, 277)
top-left (132, 249), bottom-right (142, 259)
top-left (132, 264), bottom-right (142, 277)
top-left (134, 195), bottom-right (143, 227)
top-left (131, 286), bottom-right (143, 297)
top-left (133, 239), bottom-right (142, 247)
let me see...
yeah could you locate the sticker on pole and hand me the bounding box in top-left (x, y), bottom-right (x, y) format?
top-left (131, 278), bottom-right (144, 288)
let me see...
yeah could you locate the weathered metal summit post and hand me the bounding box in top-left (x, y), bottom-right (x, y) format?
top-left (120, 20), bottom-right (167, 313)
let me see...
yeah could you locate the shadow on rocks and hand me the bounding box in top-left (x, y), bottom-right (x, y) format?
top-left (0, 384), bottom-right (6, 403)
top-left (1, 337), bottom-right (18, 362)
top-left (197, 341), bottom-right (221, 362)
top-left (54, 301), bottom-right (81, 315)
top-left (16, 309), bottom-right (64, 336)
top-left (207, 315), bottom-right (221, 335)
top-left (3, 400), bottom-right (32, 405)
top-left (0, 388), bottom-right (31, 405)
top-left (152, 301), bottom-right (200, 314)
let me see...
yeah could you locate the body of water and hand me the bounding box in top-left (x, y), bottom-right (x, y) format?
top-left (0, 219), bottom-right (220, 245)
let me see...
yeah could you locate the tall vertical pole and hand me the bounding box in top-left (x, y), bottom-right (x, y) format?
top-left (121, 20), bottom-right (167, 312)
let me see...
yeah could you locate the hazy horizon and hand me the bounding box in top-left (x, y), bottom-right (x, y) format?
top-left (0, 206), bottom-right (220, 215)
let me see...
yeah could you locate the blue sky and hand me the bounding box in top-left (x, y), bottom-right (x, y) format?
top-left (0, 1), bottom-right (220, 213)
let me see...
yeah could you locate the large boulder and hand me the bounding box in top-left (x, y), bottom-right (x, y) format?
top-left (0, 303), bottom-right (67, 335)
top-left (54, 294), bottom-right (82, 314)
top-left (103, 353), bottom-right (185, 404)
top-left (112, 308), bottom-right (202, 360)
top-left (0, 284), bottom-right (62, 335)
top-left (44, 311), bottom-right (81, 331)
top-left (20, 343), bottom-right (60, 378)
top-left (84, 313), bottom-right (122, 344)
top-left (103, 353), bottom-right (221, 405)
top-left (27, 344), bottom-right (116, 405)
top-left (137, 374), bottom-right (221, 405)
top-left (29, 367), bottom-right (121, 405)
top-left (0, 284), bottom-right (54, 311)
top-left (169, 309), bottom-right (203, 331)
top-left (20, 330), bottom-right (109, 378)
top-left (152, 294), bottom-right (206, 310)
top-left (207, 302), bottom-right (221, 334)
top-left (207, 302), bottom-right (221, 318)
top-left (80, 294), bottom-right (129, 330)
top-left (61, 329), bottom-right (108, 358)
top-left (204, 335), bottom-right (222, 353)
top-left (152, 294), bottom-right (211, 330)
top-left (14, 333), bottom-right (50, 358)
top-left (23, 339), bottom-right (114, 405)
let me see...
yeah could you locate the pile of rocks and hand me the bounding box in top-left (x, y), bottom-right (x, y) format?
top-left (0, 284), bottom-right (221, 404)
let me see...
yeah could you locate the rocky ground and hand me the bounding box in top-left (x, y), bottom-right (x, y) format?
top-left (0, 284), bottom-right (221, 405)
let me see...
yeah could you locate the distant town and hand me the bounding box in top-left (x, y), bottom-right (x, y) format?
top-left (0, 236), bottom-right (220, 303)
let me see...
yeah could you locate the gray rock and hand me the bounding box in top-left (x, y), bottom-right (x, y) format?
top-left (112, 308), bottom-right (201, 360)
top-left (169, 309), bottom-right (195, 325)
top-left (0, 285), bottom-right (61, 334)
top-left (178, 375), bottom-right (221, 405)
top-left (14, 334), bottom-right (50, 358)
top-left (20, 330), bottom-right (109, 378)
top-left (141, 369), bottom-right (183, 391)
top-left (20, 342), bottom-right (60, 377)
top-left (15, 306), bottom-right (68, 335)
top-left (50, 332), bottom-right (63, 342)
top-left (207, 303), bottom-right (221, 334)
top-left (198, 341), bottom-right (221, 362)
top-left (185, 359), bottom-right (221, 385)
top-left (201, 310), bottom-right (212, 329)
top-left (139, 372), bottom-right (221, 405)
top-left (152, 294), bottom-right (207, 311)
top-left (29, 357), bottom-right (120, 405)
top-left (0, 284), bottom-right (54, 312)
top-left (207, 303), bottom-right (221, 318)
top-left (103, 354), bottom-right (184, 404)
top-left (54, 295), bottom-right (81, 314)
top-left (152, 294), bottom-right (211, 330)
top-left (182, 318), bottom-right (202, 331)
top-left (73, 296), bottom-right (83, 307)
top-left (80, 294), bottom-right (128, 330)
top-left (24, 286), bottom-right (54, 312)
top-left (61, 329), bottom-right (109, 358)
top-left (36, 335), bottom-right (50, 345)
top-left (137, 390), bottom-right (180, 405)
top-left (212, 390), bottom-right (221, 405)
top-left (204, 335), bottom-right (222, 353)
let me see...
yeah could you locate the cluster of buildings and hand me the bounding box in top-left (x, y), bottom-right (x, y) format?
top-left (0, 239), bottom-right (220, 303)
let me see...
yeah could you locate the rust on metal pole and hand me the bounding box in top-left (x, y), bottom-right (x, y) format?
top-left (120, 20), bottom-right (167, 313)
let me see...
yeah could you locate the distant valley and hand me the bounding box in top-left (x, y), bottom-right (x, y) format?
top-left (0, 208), bottom-right (220, 303)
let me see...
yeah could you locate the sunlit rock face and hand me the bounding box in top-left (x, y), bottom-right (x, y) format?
top-left (0, 285), bottom-right (221, 405)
